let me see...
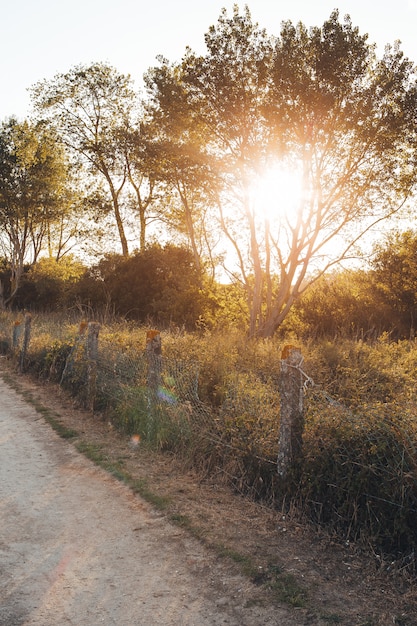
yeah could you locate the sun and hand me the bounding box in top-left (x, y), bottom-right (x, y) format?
top-left (249, 162), bottom-right (305, 224)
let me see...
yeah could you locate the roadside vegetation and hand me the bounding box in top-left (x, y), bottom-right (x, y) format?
top-left (1, 5), bottom-right (417, 587)
top-left (1, 288), bottom-right (417, 576)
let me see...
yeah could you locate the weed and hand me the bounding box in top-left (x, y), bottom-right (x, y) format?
top-left (170, 512), bottom-right (191, 525)
top-left (215, 544), bottom-right (257, 578)
top-left (75, 441), bottom-right (105, 464)
top-left (267, 569), bottom-right (308, 608)
top-left (129, 478), bottom-right (170, 511)
top-left (3, 312), bottom-right (417, 569)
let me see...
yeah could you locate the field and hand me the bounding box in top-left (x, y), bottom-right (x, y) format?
top-left (2, 311), bottom-right (417, 581)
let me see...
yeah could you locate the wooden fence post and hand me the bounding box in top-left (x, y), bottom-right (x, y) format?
top-left (277, 345), bottom-right (304, 478)
top-left (19, 313), bottom-right (32, 373)
top-left (146, 330), bottom-right (162, 399)
top-left (60, 320), bottom-right (88, 384)
top-left (12, 318), bottom-right (23, 351)
top-left (87, 321), bottom-right (100, 411)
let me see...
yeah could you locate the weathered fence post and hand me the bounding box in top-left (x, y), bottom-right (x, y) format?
top-left (277, 345), bottom-right (304, 478)
top-left (87, 321), bottom-right (100, 411)
top-left (60, 320), bottom-right (88, 384)
top-left (146, 329), bottom-right (162, 398)
top-left (12, 318), bottom-right (23, 351)
top-left (19, 313), bottom-right (32, 373)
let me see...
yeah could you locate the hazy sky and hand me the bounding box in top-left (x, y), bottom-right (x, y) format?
top-left (2, 0), bottom-right (417, 121)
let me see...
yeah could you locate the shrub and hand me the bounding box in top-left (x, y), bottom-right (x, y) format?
top-left (300, 400), bottom-right (417, 556)
top-left (72, 245), bottom-right (211, 328)
top-left (16, 257), bottom-right (86, 311)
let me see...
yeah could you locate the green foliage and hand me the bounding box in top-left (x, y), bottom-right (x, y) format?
top-left (109, 386), bottom-right (193, 452)
top-left (267, 570), bottom-right (308, 608)
top-left (220, 371), bottom-right (279, 458)
top-left (0, 119), bottom-right (74, 305)
top-left (156, 7), bottom-right (417, 338)
top-left (74, 244), bottom-right (211, 328)
top-left (288, 236), bottom-right (417, 340)
top-left (371, 230), bottom-right (417, 338)
top-left (305, 337), bottom-right (417, 407)
top-left (301, 402), bottom-right (417, 555)
top-left (31, 62), bottom-right (138, 256)
top-left (205, 282), bottom-right (249, 331)
top-left (288, 270), bottom-right (379, 338)
top-left (34, 340), bottom-right (74, 381)
top-left (12, 10), bottom-right (415, 338)
top-left (17, 257), bottom-right (86, 311)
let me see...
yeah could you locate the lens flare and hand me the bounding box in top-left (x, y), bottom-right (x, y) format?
top-left (157, 386), bottom-right (177, 405)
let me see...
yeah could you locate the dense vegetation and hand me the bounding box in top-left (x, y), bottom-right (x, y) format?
top-left (287, 229), bottom-right (417, 340)
top-left (1, 4), bottom-right (417, 576)
top-left (2, 229), bottom-right (417, 340)
top-left (1, 7), bottom-right (417, 337)
top-left (1, 310), bottom-right (417, 574)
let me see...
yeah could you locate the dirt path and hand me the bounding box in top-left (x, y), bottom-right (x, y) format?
top-left (0, 374), bottom-right (297, 626)
top-left (1, 361), bottom-right (417, 626)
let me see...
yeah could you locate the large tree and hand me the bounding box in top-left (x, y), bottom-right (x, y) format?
top-left (178, 5), bottom-right (276, 335)
top-left (258, 11), bottom-right (417, 337)
top-left (30, 63), bottom-right (138, 256)
top-left (0, 118), bottom-right (72, 307)
top-left (154, 6), bottom-right (417, 337)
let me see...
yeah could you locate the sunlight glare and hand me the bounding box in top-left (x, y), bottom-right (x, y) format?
top-left (249, 163), bottom-right (304, 224)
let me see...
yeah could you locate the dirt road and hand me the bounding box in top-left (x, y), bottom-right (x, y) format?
top-left (0, 374), bottom-right (298, 626)
top-left (2, 362), bottom-right (417, 626)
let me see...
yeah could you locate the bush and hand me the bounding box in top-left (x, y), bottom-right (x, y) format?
top-left (72, 244), bottom-right (212, 328)
top-left (16, 257), bottom-right (86, 311)
top-left (299, 401), bottom-right (417, 556)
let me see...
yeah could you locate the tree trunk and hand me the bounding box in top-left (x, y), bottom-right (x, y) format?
top-left (0, 280), bottom-right (5, 310)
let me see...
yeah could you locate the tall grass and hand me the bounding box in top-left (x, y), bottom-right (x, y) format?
top-left (2, 310), bottom-right (417, 569)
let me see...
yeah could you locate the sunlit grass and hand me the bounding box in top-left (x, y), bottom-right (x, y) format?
top-left (2, 310), bottom-right (417, 568)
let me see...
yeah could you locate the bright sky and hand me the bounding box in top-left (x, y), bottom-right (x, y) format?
top-left (2, 0), bottom-right (417, 121)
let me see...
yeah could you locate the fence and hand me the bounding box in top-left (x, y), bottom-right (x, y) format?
top-left (1, 314), bottom-right (307, 478)
top-left (2, 311), bottom-right (417, 568)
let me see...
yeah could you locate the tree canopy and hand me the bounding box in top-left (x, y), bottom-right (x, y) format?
top-left (30, 63), bottom-right (138, 256)
top-left (2, 6), bottom-right (416, 335)
top-left (0, 118), bottom-right (74, 307)
top-left (144, 6), bottom-right (417, 337)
